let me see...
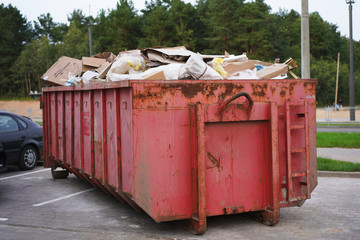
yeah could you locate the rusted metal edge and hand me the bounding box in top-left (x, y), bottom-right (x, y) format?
top-left (42, 79), bottom-right (318, 92)
top-left (42, 81), bottom-right (131, 92)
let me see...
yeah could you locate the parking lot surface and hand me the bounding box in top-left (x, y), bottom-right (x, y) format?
top-left (0, 166), bottom-right (359, 240)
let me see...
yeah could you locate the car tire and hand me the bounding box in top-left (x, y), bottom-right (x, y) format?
top-left (18, 145), bottom-right (38, 170)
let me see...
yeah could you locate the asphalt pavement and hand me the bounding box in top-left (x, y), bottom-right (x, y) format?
top-left (317, 148), bottom-right (360, 163)
top-left (0, 121), bottom-right (358, 239)
top-left (0, 167), bottom-right (359, 240)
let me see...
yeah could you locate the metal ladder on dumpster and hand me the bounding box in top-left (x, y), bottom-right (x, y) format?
top-left (285, 101), bottom-right (311, 201)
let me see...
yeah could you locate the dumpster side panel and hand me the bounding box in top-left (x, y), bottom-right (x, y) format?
top-left (94, 90), bottom-right (105, 182)
top-left (120, 88), bottom-right (134, 196)
top-left (105, 89), bottom-right (121, 189)
top-left (309, 101), bottom-right (317, 192)
top-left (57, 92), bottom-right (65, 162)
top-left (74, 92), bottom-right (83, 170)
top-left (204, 121), bottom-right (272, 216)
top-left (50, 92), bottom-right (57, 160)
top-left (83, 91), bottom-right (93, 175)
top-left (65, 92), bottom-right (73, 166)
top-left (133, 108), bottom-right (192, 221)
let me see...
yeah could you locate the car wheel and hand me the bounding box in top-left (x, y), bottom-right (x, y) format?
top-left (18, 145), bottom-right (38, 170)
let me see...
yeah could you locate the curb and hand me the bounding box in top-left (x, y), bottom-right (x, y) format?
top-left (318, 171), bottom-right (360, 178)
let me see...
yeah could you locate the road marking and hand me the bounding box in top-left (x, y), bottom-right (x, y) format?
top-left (0, 168), bottom-right (50, 181)
top-left (0, 218), bottom-right (8, 221)
top-left (33, 188), bottom-right (95, 207)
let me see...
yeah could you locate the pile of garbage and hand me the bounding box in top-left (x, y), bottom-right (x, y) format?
top-left (41, 46), bottom-right (298, 86)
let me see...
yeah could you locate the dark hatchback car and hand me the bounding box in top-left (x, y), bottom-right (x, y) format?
top-left (0, 112), bottom-right (43, 170)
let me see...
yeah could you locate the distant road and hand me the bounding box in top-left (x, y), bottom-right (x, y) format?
top-left (317, 126), bottom-right (360, 133)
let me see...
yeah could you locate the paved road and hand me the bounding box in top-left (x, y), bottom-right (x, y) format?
top-left (0, 167), bottom-right (359, 239)
top-left (317, 126), bottom-right (360, 133)
top-left (317, 148), bottom-right (360, 163)
top-left (317, 127), bottom-right (360, 133)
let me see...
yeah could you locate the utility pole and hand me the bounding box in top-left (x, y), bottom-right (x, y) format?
top-left (88, 24), bottom-right (93, 56)
top-left (346, 0), bottom-right (356, 121)
top-left (301, 0), bottom-right (310, 79)
top-left (88, 4), bottom-right (93, 57)
top-left (335, 53), bottom-right (340, 108)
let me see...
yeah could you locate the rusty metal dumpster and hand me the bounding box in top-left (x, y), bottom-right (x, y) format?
top-left (42, 79), bottom-right (317, 234)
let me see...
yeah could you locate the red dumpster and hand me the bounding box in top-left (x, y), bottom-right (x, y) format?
top-left (42, 79), bottom-right (317, 234)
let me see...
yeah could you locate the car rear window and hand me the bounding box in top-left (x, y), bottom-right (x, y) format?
top-left (0, 115), bottom-right (19, 133)
top-left (16, 117), bottom-right (27, 129)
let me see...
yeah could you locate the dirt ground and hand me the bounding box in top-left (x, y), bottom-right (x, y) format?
top-left (0, 100), bottom-right (42, 120)
top-left (316, 108), bottom-right (360, 121)
top-left (1, 100), bottom-right (359, 122)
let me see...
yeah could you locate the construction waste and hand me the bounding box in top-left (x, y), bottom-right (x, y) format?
top-left (41, 46), bottom-right (298, 86)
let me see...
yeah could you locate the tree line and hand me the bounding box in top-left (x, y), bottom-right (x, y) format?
top-left (0, 0), bottom-right (359, 106)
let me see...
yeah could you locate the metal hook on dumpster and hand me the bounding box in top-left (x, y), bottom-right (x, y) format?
top-left (216, 91), bottom-right (254, 121)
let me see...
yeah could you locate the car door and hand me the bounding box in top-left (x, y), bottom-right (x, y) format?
top-left (0, 114), bottom-right (27, 163)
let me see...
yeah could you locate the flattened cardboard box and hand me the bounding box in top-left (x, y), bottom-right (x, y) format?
top-left (41, 56), bottom-right (81, 86)
top-left (142, 70), bottom-right (166, 80)
top-left (256, 64), bottom-right (288, 79)
top-left (223, 62), bottom-right (256, 74)
top-left (82, 57), bottom-right (106, 72)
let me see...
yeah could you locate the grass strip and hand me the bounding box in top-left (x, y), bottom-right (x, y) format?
top-left (318, 157), bottom-right (360, 172)
top-left (316, 132), bottom-right (360, 148)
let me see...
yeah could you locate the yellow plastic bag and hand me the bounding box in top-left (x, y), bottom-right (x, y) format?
top-left (108, 55), bottom-right (146, 75)
top-left (211, 58), bottom-right (229, 78)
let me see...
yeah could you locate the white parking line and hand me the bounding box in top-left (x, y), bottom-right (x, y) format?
top-left (0, 168), bottom-right (50, 181)
top-left (0, 218), bottom-right (9, 221)
top-left (33, 188), bottom-right (95, 207)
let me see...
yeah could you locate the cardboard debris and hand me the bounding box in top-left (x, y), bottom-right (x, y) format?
top-left (82, 57), bottom-right (106, 72)
top-left (248, 59), bottom-right (273, 67)
top-left (42, 47), bottom-right (296, 86)
top-left (141, 46), bottom-right (194, 65)
top-left (97, 61), bottom-right (111, 74)
top-left (41, 56), bottom-right (81, 86)
top-left (92, 52), bottom-right (116, 62)
top-left (256, 64), bottom-right (288, 79)
top-left (223, 62), bottom-right (256, 74)
top-left (142, 70), bottom-right (166, 80)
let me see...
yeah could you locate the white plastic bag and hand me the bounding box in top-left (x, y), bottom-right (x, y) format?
top-left (107, 55), bottom-right (146, 77)
top-left (227, 69), bottom-right (259, 80)
top-left (185, 54), bottom-right (223, 80)
top-left (82, 71), bottom-right (99, 84)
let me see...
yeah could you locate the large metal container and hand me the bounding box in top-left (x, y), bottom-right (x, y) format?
top-left (42, 79), bottom-right (317, 234)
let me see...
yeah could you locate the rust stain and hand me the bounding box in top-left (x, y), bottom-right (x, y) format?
top-left (179, 83), bottom-right (204, 98)
top-left (251, 84), bottom-right (266, 97)
top-left (289, 82), bottom-right (296, 96)
top-left (218, 83), bottom-right (244, 101)
top-left (270, 85), bottom-right (276, 95)
top-left (223, 205), bottom-right (244, 215)
top-left (280, 86), bottom-right (288, 97)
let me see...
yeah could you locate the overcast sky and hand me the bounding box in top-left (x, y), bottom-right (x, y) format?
top-left (2, 0), bottom-right (360, 40)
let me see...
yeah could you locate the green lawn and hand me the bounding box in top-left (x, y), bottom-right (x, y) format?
top-left (317, 157), bottom-right (360, 172)
top-left (317, 132), bottom-right (360, 172)
top-left (316, 132), bottom-right (360, 148)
